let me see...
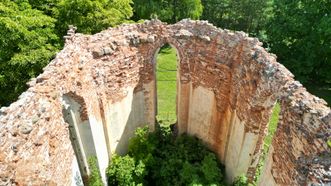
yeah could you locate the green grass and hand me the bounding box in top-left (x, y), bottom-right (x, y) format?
top-left (263, 103), bottom-right (280, 150)
top-left (254, 103), bottom-right (280, 184)
top-left (156, 46), bottom-right (178, 125)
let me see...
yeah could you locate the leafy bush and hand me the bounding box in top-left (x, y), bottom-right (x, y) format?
top-left (87, 156), bottom-right (103, 186)
top-left (233, 175), bottom-right (248, 186)
top-left (107, 125), bottom-right (226, 186)
top-left (106, 154), bottom-right (145, 186)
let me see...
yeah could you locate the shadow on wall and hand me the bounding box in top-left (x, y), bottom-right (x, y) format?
top-left (110, 87), bottom-right (148, 156)
top-left (112, 43), bottom-right (181, 156)
top-left (62, 93), bottom-right (97, 184)
top-left (256, 102), bottom-right (280, 184)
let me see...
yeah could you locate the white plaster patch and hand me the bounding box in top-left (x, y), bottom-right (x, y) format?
top-left (258, 146), bottom-right (277, 186)
top-left (71, 156), bottom-right (83, 186)
top-left (187, 86), bottom-right (214, 141)
top-left (225, 112), bottom-right (245, 182)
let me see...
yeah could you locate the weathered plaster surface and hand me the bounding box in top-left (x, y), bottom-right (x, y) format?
top-left (0, 19), bottom-right (330, 185)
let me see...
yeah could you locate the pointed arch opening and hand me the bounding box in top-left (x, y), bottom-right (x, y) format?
top-left (256, 101), bottom-right (281, 183)
top-left (154, 43), bottom-right (179, 127)
top-left (62, 93), bottom-right (98, 184)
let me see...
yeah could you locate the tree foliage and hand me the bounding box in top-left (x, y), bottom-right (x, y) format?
top-left (107, 125), bottom-right (225, 186)
top-left (55, 0), bottom-right (133, 35)
top-left (132, 0), bottom-right (203, 23)
top-left (201, 0), bottom-right (331, 93)
top-left (28, 0), bottom-right (60, 16)
top-left (201, 0), bottom-right (273, 37)
top-left (267, 0), bottom-right (331, 84)
top-left (0, 0), bottom-right (59, 106)
top-left (1, 0), bottom-right (330, 107)
top-left (0, 0), bottom-right (133, 106)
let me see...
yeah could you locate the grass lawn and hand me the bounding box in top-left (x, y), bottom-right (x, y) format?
top-left (156, 46), bottom-right (178, 124)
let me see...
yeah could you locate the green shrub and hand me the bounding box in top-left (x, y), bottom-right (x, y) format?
top-left (87, 156), bottom-right (103, 186)
top-left (233, 175), bottom-right (248, 186)
top-left (106, 154), bottom-right (145, 186)
top-left (106, 125), bottom-right (225, 186)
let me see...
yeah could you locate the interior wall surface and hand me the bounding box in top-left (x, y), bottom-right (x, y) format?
top-left (0, 20), bottom-right (329, 185)
top-left (62, 95), bottom-right (96, 179)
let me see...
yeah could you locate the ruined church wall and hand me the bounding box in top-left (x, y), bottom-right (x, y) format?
top-left (161, 21), bottom-right (281, 182)
top-left (259, 84), bottom-right (331, 185)
top-left (0, 20), bottom-right (329, 185)
top-left (0, 23), bottom-right (153, 184)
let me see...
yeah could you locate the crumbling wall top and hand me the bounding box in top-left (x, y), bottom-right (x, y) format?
top-left (0, 20), bottom-right (330, 185)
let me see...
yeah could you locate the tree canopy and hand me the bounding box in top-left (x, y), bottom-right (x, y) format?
top-left (267, 0), bottom-right (331, 84)
top-left (55, 0), bottom-right (133, 35)
top-left (201, 0), bottom-right (273, 37)
top-left (27, 0), bottom-right (60, 16)
top-left (0, 0), bottom-right (133, 106)
top-left (201, 0), bottom-right (331, 86)
top-left (0, 0), bottom-right (330, 105)
top-left (0, 0), bottom-right (59, 105)
top-left (132, 0), bottom-right (203, 23)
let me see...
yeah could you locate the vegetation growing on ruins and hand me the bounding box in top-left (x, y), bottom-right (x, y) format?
top-left (255, 103), bottom-right (281, 183)
top-left (0, 1), bottom-right (329, 185)
top-left (106, 125), bottom-right (228, 186)
top-left (233, 175), bottom-right (249, 186)
top-left (0, 0), bottom-right (330, 106)
top-left (87, 156), bottom-right (103, 186)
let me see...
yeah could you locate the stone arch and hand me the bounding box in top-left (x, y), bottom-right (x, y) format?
top-left (61, 92), bottom-right (97, 184)
top-left (60, 91), bottom-right (109, 185)
top-left (149, 40), bottom-right (187, 127)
